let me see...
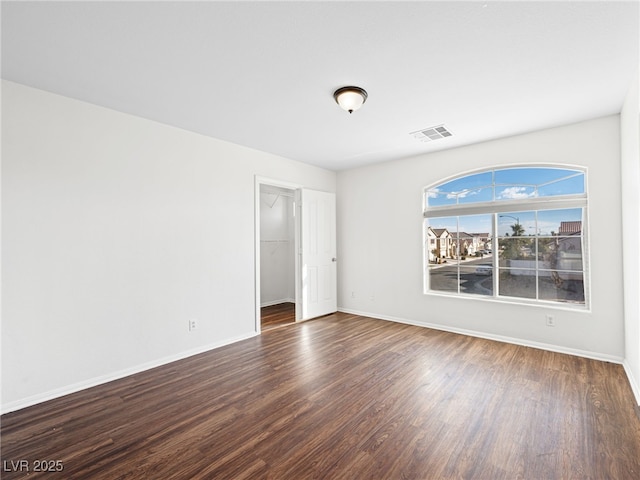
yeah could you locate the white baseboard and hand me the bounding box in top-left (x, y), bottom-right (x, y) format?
top-left (260, 298), bottom-right (295, 307)
top-left (622, 360), bottom-right (640, 406)
top-left (1, 331), bottom-right (258, 415)
top-left (338, 307), bottom-right (625, 365)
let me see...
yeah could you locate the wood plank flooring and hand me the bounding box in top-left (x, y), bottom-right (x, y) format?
top-left (2, 312), bottom-right (640, 479)
top-left (261, 302), bottom-right (295, 331)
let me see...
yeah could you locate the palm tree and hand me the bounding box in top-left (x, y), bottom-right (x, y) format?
top-left (510, 222), bottom-right (525, 237)
top-left (500, 221), bottom-right (528, 261)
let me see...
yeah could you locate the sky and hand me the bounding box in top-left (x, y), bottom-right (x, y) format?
top-left (425, 167), bottom-right (585, 236)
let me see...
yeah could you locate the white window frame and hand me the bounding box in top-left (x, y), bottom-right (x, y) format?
top-left (423, 165), bottom-right (590, 310)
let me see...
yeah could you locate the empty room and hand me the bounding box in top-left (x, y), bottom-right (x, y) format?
top-left (2, 1), bottom-right (640, 479)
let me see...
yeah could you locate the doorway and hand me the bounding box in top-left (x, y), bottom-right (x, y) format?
top-left (258, 183), bottom-right (297, 331)
top-left (255, 177), bottom-right (337, 333)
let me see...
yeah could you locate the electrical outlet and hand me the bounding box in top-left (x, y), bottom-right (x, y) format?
top-left (189, 319), bottom-right (198, 331)
top-left (351, 291), bottom-right (356, 298)
top-left (545, 314), bottom-right (555, 327)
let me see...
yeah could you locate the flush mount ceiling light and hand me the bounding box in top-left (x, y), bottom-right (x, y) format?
top-left (333, 86), bottom-right (368, 114)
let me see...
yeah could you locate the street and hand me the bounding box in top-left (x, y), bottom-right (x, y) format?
top-left (428, 254), bottom-right (585, 303)
top-left (428, 256), bottom-right (493, 295)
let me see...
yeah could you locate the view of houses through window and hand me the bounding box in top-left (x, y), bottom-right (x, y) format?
top-left (424, 167), bottom-right (588, 308)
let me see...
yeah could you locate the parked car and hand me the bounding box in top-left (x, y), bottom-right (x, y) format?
top-left (475, 266), bottom-right (492, 276)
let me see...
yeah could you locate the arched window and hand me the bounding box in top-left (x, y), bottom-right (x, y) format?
top-left (424, 166), bottom-right (588, 308)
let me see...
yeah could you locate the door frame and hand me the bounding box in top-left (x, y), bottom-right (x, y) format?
top-left (254, 176), bottom-right (302, 333)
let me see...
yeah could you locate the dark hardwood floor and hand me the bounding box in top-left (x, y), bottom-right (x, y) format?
top-left (2, 312), bottom-right (640, 479)
top-left (261, 302), bottom-right (295, 331)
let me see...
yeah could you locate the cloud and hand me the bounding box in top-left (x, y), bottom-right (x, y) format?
top-left (497, 186), bottom-right (537, 199)
top-left (446, 188), bottom-right (481, 200)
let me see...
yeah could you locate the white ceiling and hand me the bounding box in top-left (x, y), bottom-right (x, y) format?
top-left (2, 1), bottom-right (638, 171)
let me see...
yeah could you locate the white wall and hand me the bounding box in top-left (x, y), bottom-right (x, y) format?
top-left (1, 81), bottom-right (336, 412)
top-left (621, 69), bottom-right (640, 404)
top-left (337, 116), bottom-right (625, 361)
top-left (260, 188), bottom-right (295, 306)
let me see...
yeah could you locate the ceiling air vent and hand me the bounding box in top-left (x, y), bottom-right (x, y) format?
top-left (410, 125), bottom-right (453, 143)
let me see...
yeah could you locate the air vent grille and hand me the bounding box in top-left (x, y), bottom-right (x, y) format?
top-left (410, 125), bottom-right (453, 142)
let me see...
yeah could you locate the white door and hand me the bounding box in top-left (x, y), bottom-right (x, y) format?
top-left (300, 189), bottom-right (337, 320)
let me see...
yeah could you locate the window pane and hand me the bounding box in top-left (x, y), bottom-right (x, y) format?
top-left (427, 216), bottom-right (458, 231)
top-left (426, 216), bottom-right (457, 263)
top-left (537, 173), bottom-right (585, 197)
top-left (556, 240), bottom-right (583, 271)
top-left (498, 237), bottom-right (535, 266)
top-left (426, 217), bottom-right (457, 292)
top-left (498, 269), bottom-right (537, 299)
top-left (539, 271), bottom-right (585, 304)
top-left (459, 214), bottom-right (493, 294)
top-left (495, 185), bottom-right (537, 201)
top-left (426, 189), bottom-right (457, 207)
top-left (537, 208), bottom-right (582, 236)
top-left (494, 167), bottom-right (582, 189)
top-left (458, 214), bottom-right (492, 257)
top-left (457, 186), bottom-right (494, 204)
top-left (537, 238), bottom-right (556, 269)
top-left (437, 172), bottom-right (493, 195)
top-left (460, 266), bottom-right (493, 296)
top-left (427, 214), bottom-right (495, 296)
top-left (428, 263), bottom-right (458, 293)
top-left (537, 236), bottom-right (583, 272)
top-left (427, 172), bottom-right (493, 206)
top-left (497, 211), bottom-right (535, 237)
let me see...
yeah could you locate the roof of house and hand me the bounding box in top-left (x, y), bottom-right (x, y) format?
top-left (431, 228), bottom-right (449, 238)
top-left (559, 221), bottom-right (582, 234)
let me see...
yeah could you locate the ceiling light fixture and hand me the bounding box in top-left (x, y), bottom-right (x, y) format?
top-left (333, 86), bottom-right (368, 114)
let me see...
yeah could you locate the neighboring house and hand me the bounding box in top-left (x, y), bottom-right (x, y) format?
top-left (457, 231), bottom-right (478, 256)
top-left (507, 221), bottom-right (583, 278)
top-left (559, 221), bottom-right (582, 235)
top-left (430, 228), bottom-right (452, 260)
top-left (426, 227), bottom-right (437, 262)
top-left (557, 221), bottom-right (582, 255)
top-left (428, 229), bottom-right (485, 260)
top-left (471, 232), bottom-right (491, 251)
top-left (557, 221), bottom-right (583, 274)
top-left (558, 234), bottom-right (582, 253)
